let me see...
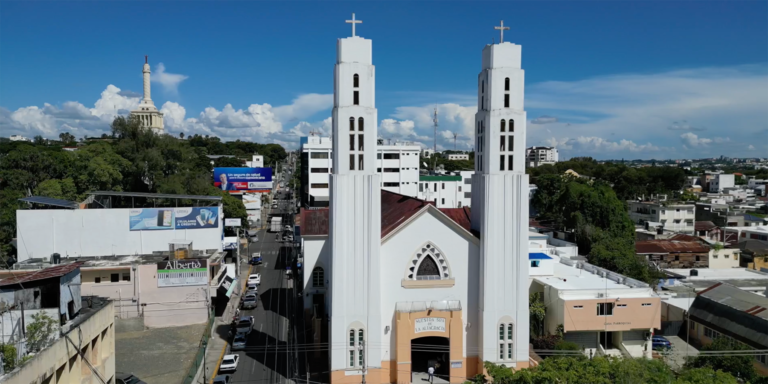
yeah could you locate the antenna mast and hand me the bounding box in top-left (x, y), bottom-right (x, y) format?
top-left (433, 107), bottom-right (438, 172)
top-left (453, 132), bottom-right (458, 150)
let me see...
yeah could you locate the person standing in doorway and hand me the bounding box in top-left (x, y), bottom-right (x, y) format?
top-left (427, 366), bottom-right (435, 383)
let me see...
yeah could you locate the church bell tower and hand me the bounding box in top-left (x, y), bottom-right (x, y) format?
top-left (328, 13), bottom-right (383, 378)
top-left (470, 21), bottom-right (531, 369)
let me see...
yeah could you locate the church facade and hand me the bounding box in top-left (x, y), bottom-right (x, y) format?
top-left (300, 17), bottom-right (530, 384)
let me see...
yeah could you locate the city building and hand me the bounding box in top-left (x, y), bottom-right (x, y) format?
top-left (416, 174), bottom-right (471, 208)
top-left (0, 264), bottom-right (115, 384)
top-left (421, 148), bottom-right (434, 158)
top-left (627, 200), bottom-right (696, 235)
top-left (299, 26), bottom-right (532, 383)
top-left (129, 56), bottom-right (164, 134)
top-left (446, 153), bottom-right (469, 161)
top-left (525, 146), bottom-right (559, 168)
top-left (739, 240), bottom-right (768, 271)
top-left (529, 255), bottom-right (659, 359)
top-left (245, 154), bottom-right (264, 168)
top-left (8, 135), bottom-right (31, 142)
top-left (694, 221), bottom-right (721, 241)
top-left (15, 192), bottom-right (223, 262)
top-left (660, 267), bottom-right (768, 296)
top-left (687, 283), bottom-right (768, 375)
top-left (723, 225), bottom-right (768, 246)
top-left (709, 174), bottom-right (735, 193)
top-left (635, 235), bottom-right (739, 269)
top-left (299, 136), bottom-right (420, 207)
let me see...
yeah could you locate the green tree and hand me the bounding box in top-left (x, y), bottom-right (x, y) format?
top-left (685, 336), bottom-right (757, 382)
top-left (58, 132), bottom-right (76, 145)
top-left (214, 157), bottom-right (245, 168)
top-left (2, 344), bottom-right (18, 372)
top-left (34, 178), bottom-right (78, 201)
top-left (25, 311), bottom-right (58, 353)
top-left (529, 293), bottom-right (546, 338)
top-left (675, 367), bottom-right (738, 384)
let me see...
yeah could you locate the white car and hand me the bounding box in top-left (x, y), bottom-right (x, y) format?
top-left (248, 274), bottom-right (261, 285)
top-left (219, 354), bottom-right (239, 372)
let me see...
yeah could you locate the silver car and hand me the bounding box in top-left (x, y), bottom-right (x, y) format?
top-left (231, 332), bottom-right (247, 351)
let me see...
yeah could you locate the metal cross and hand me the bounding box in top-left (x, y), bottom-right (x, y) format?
top-left (346, 13), bottom-right (362, 37)
top-left (494, 20), bottom-right (510, 43)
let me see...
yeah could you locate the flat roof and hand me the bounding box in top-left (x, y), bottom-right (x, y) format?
top-left (11, 251), bottom-right (223, 269)
top-left (19, 196), bottom-right (80, 209)
top-left (88, 191), bottom-right (222, 201)
top-left (419, 175), bottom-right (462, 182)
top-left (664, 268), bottom-right (768, 281)
top-left (534, 261), bottom-right (655, 298)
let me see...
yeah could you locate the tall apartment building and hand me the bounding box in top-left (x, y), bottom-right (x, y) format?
top-left (299, 136), bottom-right (420, 207)
top-left (709, 174), bottom-right (735, 193)
top-left (526, 146), bottom-right (559, 167)
top-left (628, 200), bottom-right (696, 235)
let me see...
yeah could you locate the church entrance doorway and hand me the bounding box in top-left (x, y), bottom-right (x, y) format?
top-left (411, 336), bottom-right (450, 379)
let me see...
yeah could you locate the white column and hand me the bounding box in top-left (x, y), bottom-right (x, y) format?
top-left (143, 63), bottom-right (151, 102)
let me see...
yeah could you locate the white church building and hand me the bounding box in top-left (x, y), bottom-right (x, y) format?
top-left (298, 17), bottom-right (532, 384)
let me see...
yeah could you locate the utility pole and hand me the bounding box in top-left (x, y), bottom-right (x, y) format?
top-left (453, 132), bottom-right (458, 150)
top-left (360, 339), bottom-right (366, 384)
top-left (432, 107), bottom-right (438, 172)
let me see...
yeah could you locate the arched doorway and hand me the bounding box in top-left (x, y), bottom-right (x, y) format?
top-left (411, 336), bottom-right (450, 378)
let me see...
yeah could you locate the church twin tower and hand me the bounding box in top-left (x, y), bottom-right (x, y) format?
top-left (327, 15), bottom-right (530, 383)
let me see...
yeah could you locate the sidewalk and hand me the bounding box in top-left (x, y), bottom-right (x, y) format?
top-left (195, 259), bottom-right (251, 384)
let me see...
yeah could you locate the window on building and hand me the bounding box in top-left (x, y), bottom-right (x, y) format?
top-left (505, 77), bottom-right (510, 91)
top-left (617, 304), bottom-right (627, 308)
top-left (573, 305), bottom-right (583, 309)
top-left (349, 117), bottom-right (355, 131)
top-left (530, 260), bottom-right (540, 267)
top-left (310, 152), bottom-right (329, 159)
top-left (349, 155), bottom-right (355, 171)
top-left (383, 168), bottom-right (399, 173)
top-left (508, 136), bottom-right (514, 152)
top-left (500, 137), bottom-right (506, 152)
top-left (310, 183), bottom-right (329, 189)
top-left (500, 155), bottom-right (505, 171)
top-left (482, 80), bottom-right (485, 93)
top-left (383, 153), bottom-right (400, 159)
top-left (642, 303), bottom-right (652, 307)
top-left (501, 119), bottom-right (506, 132)
top-left (508, 155), bottom-right (513, 171)
top-left (312, 267), bottom-right (324, 287)
top-left (419, 183), bottom-right (424, 192)
top-left (95, 277), bottom-right (101, 284)
top-left (597, 303), bottom-right (614, 316)
top-left (441, 198), bottom-right (445, 205)
top-left (353, 74), bottom-right (359, 88)
top-left (434, 183), bottom-right (437, 191)
top-left (358, 134), bottom-right (364, 151)
top-left (358, 155), bottom-right (364, 171)
top-left (442, 183), bottom-right (445, 190)
top-left (383, 182), bottom-right (400, 187)
top-left (310, 168), bottom-right (329, 173)
top-left (111, 274), bottom-right (119, 283)
top-left (504, 94), bottom-right (510, 108)
top-left (499, 323), bottom-right (513, 361)
top-left (122, 273), bottom-right (130, 282)
top-left (353, 91), bottom-right (359, 105)
top-left (349, 135), bottom-right (355, 151)
top-left (358, 117), bottom-right (364, 131)
top-left (458, 186), bottom-right (462, 192)
top-left (704, 327), bottom-right (719, 339)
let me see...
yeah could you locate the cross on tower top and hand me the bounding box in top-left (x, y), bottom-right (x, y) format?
top-left (346, 13), bottom-right (362, 37)
top-left (494, 20), bottom-right (510, 43)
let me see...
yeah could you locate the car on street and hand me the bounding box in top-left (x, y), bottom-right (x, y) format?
top-left (219, 354), bottom-right (240, 372)
top-left (248, 273), bottom-right (261, 285)
top-left (242, 293), bottom-right (258, 309)
top-left (236, 316), bottom-right (254, 334)
top-left (246, 284), bottom-right (257, 294)
top-left (249, 253), bottom-right (262, 265)
top-left (652, 335), bottom-right (672, 350)
top-left (231, 332), bottom-right (247, 350)
top-left (115, 373), bottom-right (146, 384)
top-left (212, 375), bottom-right (230, 384)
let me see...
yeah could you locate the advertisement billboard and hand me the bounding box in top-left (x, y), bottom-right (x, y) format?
top-left (214, 167), bottom-right (273, 193)
top-left (129, 207), bottom-right (220, 231)
top-left (157, 259), bottom-right (208, 287)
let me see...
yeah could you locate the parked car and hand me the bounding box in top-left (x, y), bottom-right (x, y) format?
top-left (242, 293), bottom-right (258, 309)
top-left (248, 273), bottom-right (261, 285)
top-left (231, 332), bottom-right (247, 350)
top-left (249, 253), bottom-right (263, 265)
top-left (652, 335), bottom-right (671, 350)
top-left (115, 373), bottom-right (146, 384)
top-left (246, 285), bottom-right (258, 294)
top-left (236, 316), bottom-right (254, 335)
top-left (212, 375), bottom-right (230, 384)
top-left (219, 354), bottom-right (240, 372)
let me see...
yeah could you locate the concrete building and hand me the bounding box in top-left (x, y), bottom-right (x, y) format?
top-left (525, 146), bottom-right (558, 168)
top-left (709, 174), bottom-right (735, 193)
top-left (627, 201), bottom-right (696, 235)
top-left (661, 267), bottom-right (768, 296)
top-left (299, 136), bottom-right (420, 207)
top-left (446, 153), bottom-right (469, 161)
top-left (245, 154), bottom-right (264, 168)
top-left (417, 174), bottom-right (471, 208)
top-left (129, 56), bottom-right (164, 134)
top-left (723, 225), bottom-right (768, 246)
top-left (15, 192), bottom-right (223, 262)
top-left (298, 27), bottom-right (532, 383)
top-left (8, 135), bottom-right (31, 142)
top-left (635, 235), bottom-right (740, 269)
top-left (528, 254), bottom-right (659, 359)
top-left (421, 148), bottom-right (434, 158)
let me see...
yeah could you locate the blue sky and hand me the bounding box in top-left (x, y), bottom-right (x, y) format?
top-left (1, 1), bottom-right (766, 159)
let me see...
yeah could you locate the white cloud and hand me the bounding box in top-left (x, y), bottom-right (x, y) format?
top-left (531, 116), bottom-right (558, 125)
top-left (272, 94), bottom-right (333, 122)
top-left (748, 145), bottom-right (755, 150)
top-left (391, 103), bottom-right (476, 150)
top-left (546, 136), bottom-right (660, 153)
top-left (151, 63), bottom-right (189, 95)
top-left (679, 132), bottom-right (730, 147)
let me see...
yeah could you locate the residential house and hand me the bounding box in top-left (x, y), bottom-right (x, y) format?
top-left (628, 201), bottom-right (696, 235)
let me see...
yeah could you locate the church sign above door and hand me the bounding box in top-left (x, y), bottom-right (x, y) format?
top-left (414, 317), bottom-right (446, 333)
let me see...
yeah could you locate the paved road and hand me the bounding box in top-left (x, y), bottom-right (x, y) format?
top-left (665, 335), bottom-right (699, 372)
top-left (224, 190), bottom-right (300, 384)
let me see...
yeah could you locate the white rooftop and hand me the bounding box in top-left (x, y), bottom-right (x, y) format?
top-left (665, 268), bottom-right (768, 281)
top-left (534, 259), bottom-right (656, 299)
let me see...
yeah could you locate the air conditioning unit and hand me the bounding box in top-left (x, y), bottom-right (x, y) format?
top-left (597, 293), bottom-right (605, 298)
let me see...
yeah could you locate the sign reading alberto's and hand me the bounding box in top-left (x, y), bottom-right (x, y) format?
top-left (157, 259), bottom-right (208, 287)
top-left (213, 167), bottom-right (273, 193)
top-left (129, 207), bottom-right (219, 231)
top-left (414, 317), bottom-right (446, 333)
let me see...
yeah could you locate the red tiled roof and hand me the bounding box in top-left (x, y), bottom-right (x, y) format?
top-left (440, 207), bottom-right (472, 233)
top-left (298, 190), bottom-right (475, 238)
top-left (635, 240), bottom-right (710, 254)
top-left (0, 262), bottom-right (83, 287)
top-left (695, 221), bottom-right (717, 231)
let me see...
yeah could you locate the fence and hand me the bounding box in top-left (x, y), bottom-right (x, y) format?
top-left (181, 310), bottom-right (215, 384)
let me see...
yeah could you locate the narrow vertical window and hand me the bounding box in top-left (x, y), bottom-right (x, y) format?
top-left (358, 117), bottom-right (364, 131)
top-left (482, 80), bottom-right (485, 93)
top-left (505, 78), bottom-right (510, 91)
top-left (508, 136), bottom-right (514, 152)
top-left (507, 324), bottom-right (513, 340)
top-left (358, 154), bottom-right (364, 171)
top-left (349, 117), bottom-right (355, 131)
top-left (500, 119), bottom-right (506, 132)
top-left (510, 119), bottom-right (514, 132)
top-left (349, 330), bottom-right (355, 346)
top-left (499, 346), bottom-right (504, 360)
top-left (349, 350), bottom-right (354, 367)
top-left (500, 137), bottom-right (506, 151)
top-left (504, 94), bottom-right (510, 108)
top-left (349, 135), bottom-right (355, 151)
top-left (350, 155), bottom-right (355, 171)
top-left (507, 343), bottom-right (512, 359)
top-left (353, 91), bottom-right (359, 105)
top-left (358, 134), bottom-right (364, 151)
top-left (358, 329), bottom-right (364, 344)
top-left (508, 155), bottom-right (513, 171)
top-left (353, 74), bottom-right (359, 88)
top-left (442, 183), bottom-right (445, 190)
top-left (500, 155), bottom-right (505, 171)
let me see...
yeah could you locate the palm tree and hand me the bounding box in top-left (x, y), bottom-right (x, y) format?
top-left (180, 132), bottom-right (185, 139)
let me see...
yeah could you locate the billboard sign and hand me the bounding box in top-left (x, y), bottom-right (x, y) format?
top-left (225, 218), bottom-right (241, 227)
top-left (157, 259), bottom-right (208, 287)
top-left (129, 207), bottom-right (219, 231)
top-left (214, 167), bottom-right (273, 193)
